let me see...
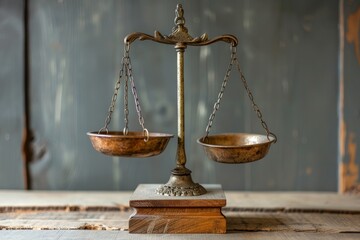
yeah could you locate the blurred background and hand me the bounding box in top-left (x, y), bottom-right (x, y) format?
top-left (0, 0), bottom-right (359, 192)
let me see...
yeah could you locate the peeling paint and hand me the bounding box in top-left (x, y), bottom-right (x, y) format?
top-left (346, 6), bottom-right (360, 64)
top-left (340, 132), bottom-right (360, 193)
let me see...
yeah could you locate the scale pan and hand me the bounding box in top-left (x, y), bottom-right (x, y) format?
top-left (87, 131), bottom-right (173, 158)
top-left (197, 133), bottom-right (275, 164)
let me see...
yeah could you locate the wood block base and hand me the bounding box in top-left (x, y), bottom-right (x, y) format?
top-left (129, 184), bottom-right (226, 234)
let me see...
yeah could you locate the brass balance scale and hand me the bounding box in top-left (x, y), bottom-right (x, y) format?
top-left (87, 4), bottom-right (276, 234)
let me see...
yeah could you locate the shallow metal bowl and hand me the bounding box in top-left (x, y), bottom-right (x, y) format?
top-left (197, 133), bottom-right (275, 164)
top-left (87, 131), bottom-right (173, 158)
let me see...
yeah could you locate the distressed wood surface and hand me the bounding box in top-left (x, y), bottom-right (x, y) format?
top-left (0, 231), bottom-right (358, 240)
top-left (0, 191), bottom-right (359, 238)
top-left (339, 0), bottom-right (360, 194)
top-left (0, 190), bottom-right (359, 212)
top-left (1, 211), bottom-right (359, 233)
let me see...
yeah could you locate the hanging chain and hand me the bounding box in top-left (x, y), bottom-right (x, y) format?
top-left (98, 55), bottom-right (126, 133)
top-left (124, 43), bottom-right (149, 142)
top-left (98, 42), bottom-right (149, 142)
top-left (204, 45), bottom-right (236, 138)
top-left (234, 54), bottom-right (277, 142)
top-left (123, 64), bottom-right (129, 135)
top-left (204, 45), bottom-right (277, 143)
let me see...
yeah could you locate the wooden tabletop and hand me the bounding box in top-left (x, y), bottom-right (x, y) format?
top-left (0, 190), bottom-right (359, 239)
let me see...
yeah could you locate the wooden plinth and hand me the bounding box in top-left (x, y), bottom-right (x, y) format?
top-left (129, 184), bottom-right (226, 234)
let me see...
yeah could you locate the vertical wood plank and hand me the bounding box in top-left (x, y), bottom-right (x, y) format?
top-left (339, 0), bottom-right (360, 193)
top-left (0, 0), bottom-right (24, 189)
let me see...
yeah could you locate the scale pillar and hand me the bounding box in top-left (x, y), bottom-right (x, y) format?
top-left (176, 46), bottom-right (186, 167)
top-left (155, 41), bottom-right (207, 197)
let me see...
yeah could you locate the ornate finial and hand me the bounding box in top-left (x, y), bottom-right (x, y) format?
top-left (125, 4), bottom-right (239, 47)
top-left (169, 4), bottom-right (192, 42)
top-left (174, 4), bottom-right (185, 26)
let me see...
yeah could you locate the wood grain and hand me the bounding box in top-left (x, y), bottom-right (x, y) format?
top-left (129, 208), bottom-right (226, 234)
top-left (0, 191), bottom-right (359, 238)
top-left (129, 184), bottom-right (226, 233)
top-left (0, 230), bottom-right (359, 240)
top-left (1, 191), bottom-right (359, 213)
top-left (1, 211), bottom-right (359, 234)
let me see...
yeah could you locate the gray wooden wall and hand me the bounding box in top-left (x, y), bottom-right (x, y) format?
top-left (0, 0), bottom-right (358, 192)
top-left (0, 0), bottom-right (24, 189)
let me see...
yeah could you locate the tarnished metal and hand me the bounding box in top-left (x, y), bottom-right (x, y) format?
top-left (88, 4), bottom-right (276, 196)
top-left (204, 46), bottom-right (236, 138)
top-left (120, 4), bottom-right (239, 196)
top-left (87, 131), bottom-right (173, 158)
top-left (176, 48), bottom-right (186, 167)
top-left (161, 5), bottom-right (207, 196)
top-left (234, 57), bottom-right (277, 143)
top-left (197, 133), bottom-right (275, 164)
top-left (156, 174), bottom-right (207, 196)
top-left (199, 41), bottom-right (277, 165)
top-left (124, 5), bottom-right (237, 48)
top-left (203, 45), bottom-right (277, 143)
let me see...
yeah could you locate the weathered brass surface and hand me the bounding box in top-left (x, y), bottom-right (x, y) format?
top-left (121, 4), bottom-right (240, 196)
top-left (87, 131), bottom-right (173, 158)
top-left (156, 172), bottom-right (207, 196)
top-left (197, 133), bottom-right (275, 164)
top-left (124, 5), bottom-right (238, 48)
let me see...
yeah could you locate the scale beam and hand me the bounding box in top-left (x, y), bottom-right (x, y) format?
top-left (124, 31), bottom-right (238, 48)
top-left (124, 3), bottom-right (237, 48)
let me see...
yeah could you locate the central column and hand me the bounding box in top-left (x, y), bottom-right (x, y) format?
top-left (175, 45), bottom-right (187, 170)
top-left (155, 43), bottom-right (206, 196)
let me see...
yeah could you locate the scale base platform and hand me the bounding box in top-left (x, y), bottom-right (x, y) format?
top-left (129, 184), bottom-right (226, 234)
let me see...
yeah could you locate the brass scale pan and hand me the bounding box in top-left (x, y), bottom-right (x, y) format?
top-left (88, 131), bottom-right (274, 163)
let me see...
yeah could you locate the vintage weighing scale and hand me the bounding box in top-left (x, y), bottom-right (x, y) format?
top-left (87, 4), bottom-right (276, 234)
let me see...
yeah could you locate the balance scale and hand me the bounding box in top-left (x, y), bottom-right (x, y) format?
top-left (87, 4), bottom-right (276, 234)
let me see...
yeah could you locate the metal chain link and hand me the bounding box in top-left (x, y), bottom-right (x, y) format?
top-left (124, 44), bottom-right (149, 142)
top-left (123, 65), bottom-right (129, 135)
top-left (234, 56), bottom-right (277, 142)
top-left (204, 45), bottom-right (237, 138)
top-left (98, 56), bottom-right (126, 134)
top-left (98, 43), bottom-right (149, 142)
top-left (99, 42), bottom-right (149, 141)
top-left (204, 45), bottom-right (277, 143)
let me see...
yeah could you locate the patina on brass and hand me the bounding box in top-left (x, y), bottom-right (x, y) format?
top-left (123, 4), bottom-right (238, 196)
top-left (197, 133), bottom-right (275, 164)
top-left (88, 131), bottom-right (173, 158)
